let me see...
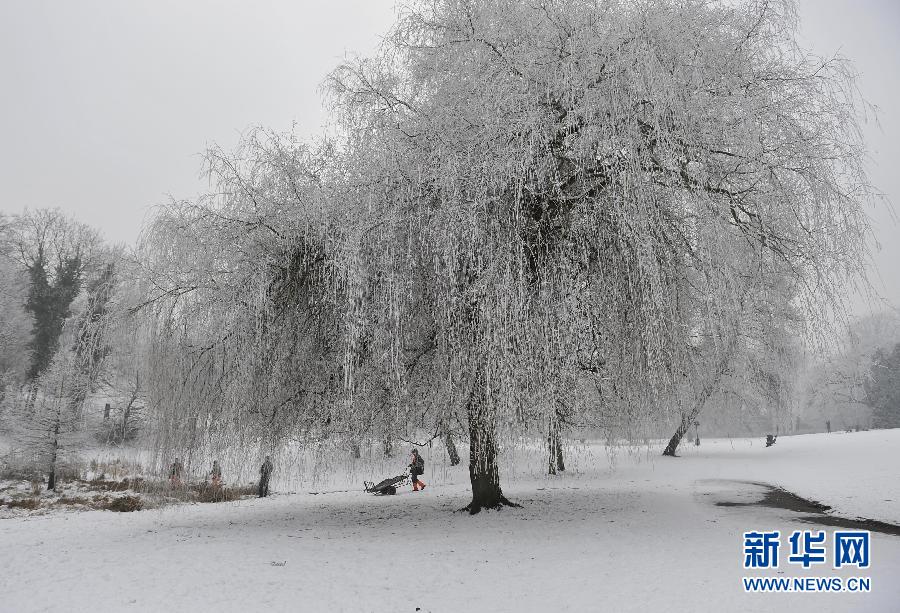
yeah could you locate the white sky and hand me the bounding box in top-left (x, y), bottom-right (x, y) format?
top-left (1, 0), bottom-right (898, 312)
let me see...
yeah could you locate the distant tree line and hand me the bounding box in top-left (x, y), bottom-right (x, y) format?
top-left (866, 342), bottom-right (900, 429)
top-left (0, 209), bottom-right (146, 489)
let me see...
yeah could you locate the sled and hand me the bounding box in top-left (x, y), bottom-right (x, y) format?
top-left (364, 474), bottom-right (409, 495)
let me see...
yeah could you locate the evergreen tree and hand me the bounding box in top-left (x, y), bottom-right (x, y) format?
top-left (25, 252), bottom-right (83, 380)
top-left (6, 209), bottom-right (101, 381)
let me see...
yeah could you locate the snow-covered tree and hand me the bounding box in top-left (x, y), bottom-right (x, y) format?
top-left (663, 259), bottom-right (806, 454)
top-left (803, 312), bottom-right (900, 431)
top-left (866, 342), bottom-right (900, 429)
top-left (140, 0), bottom-right (876, 512)
top-left (135, 133), bottom-right (347, 474)
top-left (1, 208), bottom-right (103, 382)
top-left (0, 210), bottom-right (122, 485)
top-left (0, 250), bottom-right (33, 403)
top-left (6, 303), bottom-right (104, 489)
top-left (94, 268), bottom-right (150, 445)
top-left (323, 0), bottom-right (874, 508)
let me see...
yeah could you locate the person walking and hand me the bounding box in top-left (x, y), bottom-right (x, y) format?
top-left (258, 456), bottom-right (273, 497)
top-left (209, 460), bottom-right (222, 488)
top-left (169, 458), bottom-right (183, 486)
top-left (409, 449), bottom-right (426, 491)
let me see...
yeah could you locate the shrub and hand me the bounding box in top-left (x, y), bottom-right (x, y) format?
top-left (194, 483), bottom-right (256, 503)
top-left (84, 477), bottom-right (143, 492)
top-left (3, 497), bottom-right (40, 510)
top-left (106, 495), bottom-right (142, 512)
top-left (55, 496), bottom-right (84, 506)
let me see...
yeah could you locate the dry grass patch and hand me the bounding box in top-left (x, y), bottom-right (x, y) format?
top-left (55, 496), bottom-right (85, 506)
top-left (194, 483), bottom-right (257, 503)
top-left (2, 497), bottom-right (40, 510)
top-left (1, 470), bottom-right (257, 515)
top-left (80, 477), bottom-right (144, 492)
top-left (106, 495), bottom-right (142, 512)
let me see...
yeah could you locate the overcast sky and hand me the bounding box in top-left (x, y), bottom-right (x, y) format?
top-left (1, 0), bottom-right (897, 312)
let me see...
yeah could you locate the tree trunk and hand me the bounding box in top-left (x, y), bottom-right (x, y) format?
top-left (555, 436), bottom-right (565, 472)
top-left (47, 409), bottom-right (61, 491)
top-left (463, 376), bottom-right (518, 514)
top-left (547, 418), bottom-right (565, 474)
top-left (444, 427), bottom-right (460, 466)
top-left (120, 406), bottom-right (130, 443)
top-left (663, 413), bottom-right (692, 457)
top-left (663, 339), bottom-right (736, 457)
top-left (350, 440), bottom-right (361, 459)
top-left (119, 384), bottom-right (140, 443)
top-left (466, 415), bottom-right (506, 512)
top-left (547, 422), bottom-right (557, 475)
top-left (25, 381), bottom-right (38, 415)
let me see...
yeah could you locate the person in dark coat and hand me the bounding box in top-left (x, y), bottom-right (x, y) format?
top-left (409, 449), bottom-right (426, 491)
top-left (258, 456), bottom-right (273, 497)
top-left (209, 460), bottom-right (222, 487)
top-left (169, 458), bottom-right (183, 485)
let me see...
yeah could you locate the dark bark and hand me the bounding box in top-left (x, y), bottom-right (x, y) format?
top-left (463, 378), bottom-right (519, 514)
top-left (120, 404), bottom-right (131, 443)
top-left (465, 417), bottom-right (509, 512)
top-left (555, 436), bottom-right (565, 472)
top-left (663, 340), bottom-right (735, 457)
top-left (47, 409), bottom-right (60, 491)
top-left (117, 384), bottom-right (140, 443)
top-left (663, 413), bottom-right (692, 456)
top-left (547, 418), bottom-right (566, 474)
top-left (547, 444), bottom-right (555, 474)
top-left (444, 428), bottom-right (460, 466)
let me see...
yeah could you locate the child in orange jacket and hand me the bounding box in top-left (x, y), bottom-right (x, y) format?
top-left (409, 449), bottom-right (426, 491)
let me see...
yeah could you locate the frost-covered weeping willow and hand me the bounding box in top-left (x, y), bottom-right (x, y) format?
top-left (139, 0), bottom-right (875, 511)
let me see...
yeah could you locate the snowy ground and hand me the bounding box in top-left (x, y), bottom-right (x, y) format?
top-left (1, 430), bottom-right (898, 612)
